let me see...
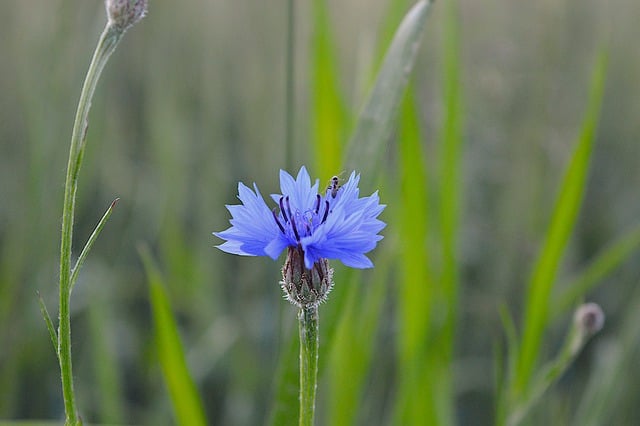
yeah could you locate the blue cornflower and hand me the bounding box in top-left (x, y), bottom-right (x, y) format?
top-left (214, 166), bottom-right (385, 270)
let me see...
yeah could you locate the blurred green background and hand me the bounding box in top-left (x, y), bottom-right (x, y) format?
top-left (1, 0), bottom-right (639, 425)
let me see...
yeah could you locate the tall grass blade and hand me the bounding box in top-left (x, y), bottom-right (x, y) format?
top-left (326, 254), bottom-right (390, 425)
top-left (513, 50), bottom-right (608, 396)
top-left (552, 223), bottom-right (640, 317)
top-left (496, 305), bottom-right (519, 424)
top-left (322, 2), bottom-right (433, 424)
top-left (88, 286), bottom-right (124, 424)
top-left (343, 0), bottom-right (432, 187)
top-left (430, 0), bottom-right (464, 422)
top-left (140, 247), bottom-right (207, 426)
top-left (392, 87), bottom-right (434, 424)
top-left (496, 304), bottom-right (519, 425)
top-left (376, 0), bottom-right (414, 67)
top-left (311, 0), bottom-right (347, 178)
top-left (267, 326), bottom-right (298, 426)
top-left (285, 0), bottom-right (296, 169)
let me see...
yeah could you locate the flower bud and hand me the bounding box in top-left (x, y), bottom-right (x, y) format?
top-left (281, 247), bottom-right (334, 308)
top-left (105, 0), bottom-right (147, 32)
top-left (574, 302), bottom-right (605, 336)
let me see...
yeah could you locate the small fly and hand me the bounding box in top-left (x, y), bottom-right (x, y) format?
top-left (327, 174), bottom-right (343, 198)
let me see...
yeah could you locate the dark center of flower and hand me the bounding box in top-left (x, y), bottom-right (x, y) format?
top-left (272, 195), bottom-right (331, 242)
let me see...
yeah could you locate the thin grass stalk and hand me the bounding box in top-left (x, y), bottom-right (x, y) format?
top-left (285, 0), bottom-right (295, 169)
top-left (433, 0), bottom-right (463, 422)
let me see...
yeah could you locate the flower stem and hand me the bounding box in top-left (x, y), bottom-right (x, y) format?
top-left (298, 305), bottom-right (319, 426)
top-left (58, 24), bottom-right (123, 426)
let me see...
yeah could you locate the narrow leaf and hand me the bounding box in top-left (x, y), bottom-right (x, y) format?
top-left (311, 0), bottom-right (347, 178)
top-left (326, 254), bottom-right (389, 426)
top-left (494, 313), bottom-right (513, 426)
top-left (140, 246), bottom-right (207, 426)
top-left (343, 0), bottom-right (432, 185)
top-left (392, 88), bottom-right (436, 425)
top-left (514, 50), bottom-right (608, 394)
top-left (267, 325), bottom-right (299, 426)
top-left (70, 198), bottom-right (119, 294)
top-left (552, 223), bottom-right (640, 317)
top-left (37, 291), bottom-right (58, 353)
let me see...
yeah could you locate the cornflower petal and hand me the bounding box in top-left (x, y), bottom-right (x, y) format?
top-left (213, 182), bottom-right (279, 256)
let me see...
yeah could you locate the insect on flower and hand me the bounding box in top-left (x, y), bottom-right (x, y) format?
top-left (327, 174), bottom-right (343, 199)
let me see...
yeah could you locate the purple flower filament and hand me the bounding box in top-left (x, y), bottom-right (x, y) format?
top-left (274, 194), bottom-right (331, 244)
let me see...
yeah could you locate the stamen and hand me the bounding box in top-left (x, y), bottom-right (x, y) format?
top-left (279, 197), bottom-right (288, 223)
top-left (272, 209), bottom-right (285, 233)
top-left (286, 196), bottom-right (293, 220)
top-left (315, 194), bottom-right (321, 214)
top-left (290, 214), bottom-right (301, 241)
top-left (321, 200), bottom-right (330, 224)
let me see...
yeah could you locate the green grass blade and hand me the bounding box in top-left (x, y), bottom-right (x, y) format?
top-left (267, 325), bottom-right (299, 426)
top-left (140, 247), bottom-right (207, 426)
top-left (343, 0), bottom-right (432, 186)
top-left (552, 223), bottom-right (640, 317)
top-left (324, 2), bottom-right (433, 422)
top-left (392, 88), bottom-right (435, 425)
top-left (431, 0), bottom-right (463, 422)
top-left (69, 198), bottom-right (119, 294)
top-left (326, 256), bottom-right (389, 425)
top-left (396, 86), bottom-right (429, 366)
top-left (496, 304), bottom-right (519, 425)
top-left (513, 50), bottom-right (608, 396)
top-left (87, 285), bottom-right (124, 424)
top-left (311, 0), bottom-right (347, 178)
top-left (36, 291), bottom-right (58, 352)
top-left (376, 0), bottom-right (414, 67)
top-left (285, 0), bottom-right (296, 169)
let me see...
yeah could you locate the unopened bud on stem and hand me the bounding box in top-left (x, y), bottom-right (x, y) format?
top-left (570, 302), bottom-right (605, 355)
top-left (105, 0), bottom-right (147, 32)
top-left (281, 247), bottom-right (333, 309)
top-left (574, 302), bottom-right (605, 336)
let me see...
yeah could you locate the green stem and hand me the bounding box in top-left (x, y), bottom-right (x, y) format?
top-left (506, 320), bottom-right (591, 426)
top-left (298, 306), bottom-right (319, 426)
top-left (58, 24), bottom-right (123, 426)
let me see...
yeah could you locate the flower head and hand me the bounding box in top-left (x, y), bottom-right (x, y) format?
top-left (214, 166), bottom-right (386, 270)
top-left (105, 0), bottom-right (147, 32)
top-left (574, 303), bottom-right (605, 337)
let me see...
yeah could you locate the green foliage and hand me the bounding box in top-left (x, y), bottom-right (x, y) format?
top-left (70, 199), bottom-right (119, 293)
top-left (3, 1), bottom-right (640, 425)
top-left (141, 248), bottom-right (207, 426)
top-left (513, 51), bottom-right (608, 397)
top-left (267, 327), bottom-right (299, 426)
top-left (553, 223), bottom-right (640, 317)
top-left (311, 0), bottom-right (348, 178)
top-left (497, 51), bottom-right (610, 425)
top-left (344, 1), bottom-right (433, 187)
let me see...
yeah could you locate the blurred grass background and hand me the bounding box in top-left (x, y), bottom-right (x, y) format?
top-left (1, 0), bottom-right (640, 424)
